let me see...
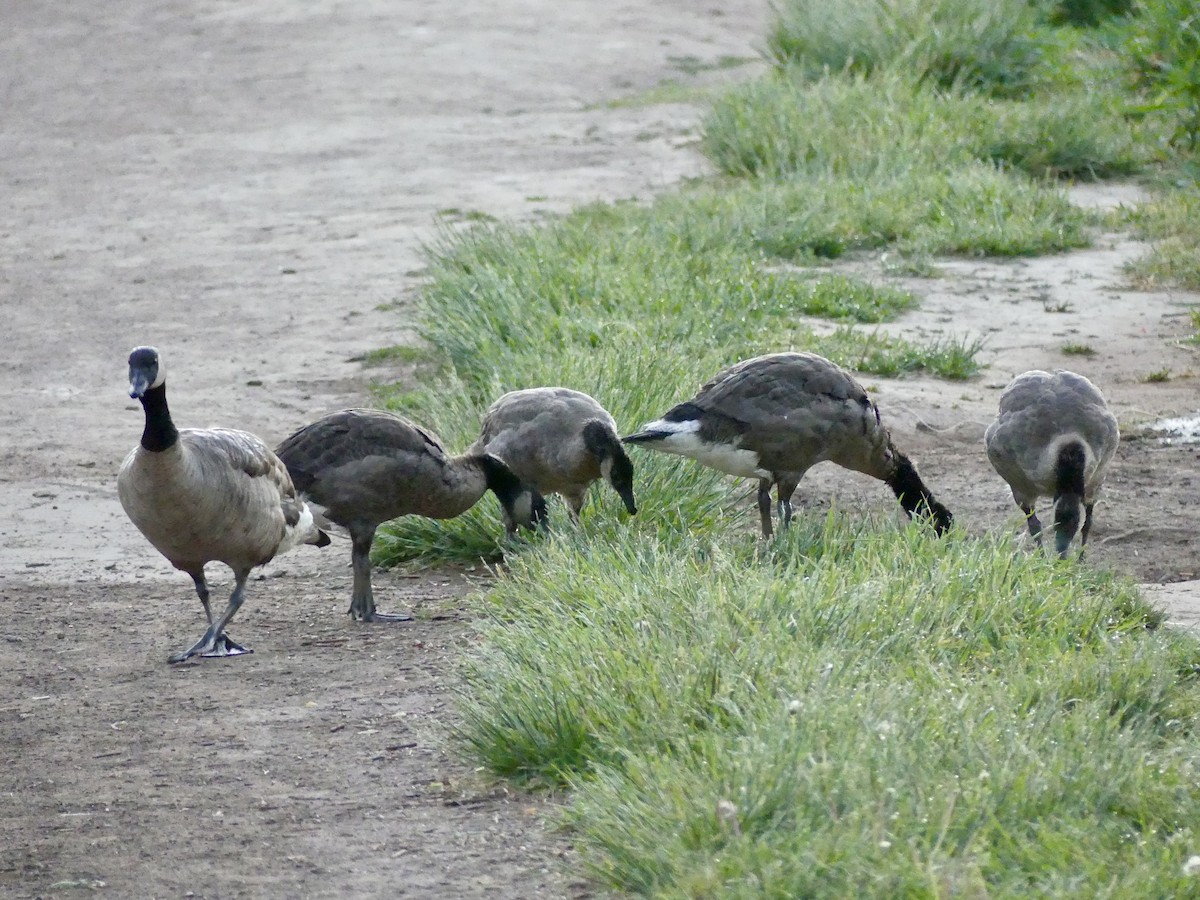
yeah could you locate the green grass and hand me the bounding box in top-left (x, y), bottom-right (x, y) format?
top-left (1061, 341), bottom-right (1097, 356)
top-left (765, 0), bottom-right (1045, 95)
top-left (592, 79), bottom-right (717, 110)
top-left (1122, 0), bottom-right (1200, 150)
top-left (1120, 189), bottom-right (1200, 290)
top-left (457, 516), bottom-right (1200, 895)
top-left (351, 344), bottom-right (436, 367)
top-left (702, 69), bottom-right (1153, 183)
top-left (668, 54), bottom-right (759, 76)
top-left (411, 196), bottom-right (993, 388)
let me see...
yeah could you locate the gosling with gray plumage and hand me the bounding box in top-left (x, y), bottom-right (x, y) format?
top-left (117, 346), bottom-right (331, 664)
top-left (275, 409), bottom-right (543, 622)
top-left (472, 387), bottom-right (637, 524)
top-left (622, 352), bottom-right (953, 538)
top-left (984, 369), bottom-right (1119, 558)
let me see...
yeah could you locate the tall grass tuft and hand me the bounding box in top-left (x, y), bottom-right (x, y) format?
top-left (1122, 0), bottom-right (1200, 150)
top-left (1119, 187), bottom-right (1200, 289)
top-left (702, 69), bottom-right (1151, 183)
top-left (766, 0), bottom-right (1047, 95)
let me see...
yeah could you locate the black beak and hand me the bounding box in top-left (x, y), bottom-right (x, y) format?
top-left (619, 489), bottom-right (637, 516)
top-left (128, 368), bottom-right (153, 399)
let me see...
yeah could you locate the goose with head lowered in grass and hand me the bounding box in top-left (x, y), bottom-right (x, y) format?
top-left (622, 351), bottom-right (953, 538)
top-left (472, 387), bottom-right (637, 525)
top-left (276, 408), bottom-right (544, 623)
top-left (984, 369), bottom-right (1119, 558)
top-left (116, 346), bottom-right (331, 664)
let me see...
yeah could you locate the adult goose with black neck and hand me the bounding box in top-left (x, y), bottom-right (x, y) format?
top-left (623, 352), bottom-right (954, 538)
top-left (117, 346), bottom-right (330, 664)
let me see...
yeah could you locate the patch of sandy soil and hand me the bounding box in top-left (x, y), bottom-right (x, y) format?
top-left (3, 2), bottom-right (1200, 897)
top-left (783, 181), bottom-right (1199, 615)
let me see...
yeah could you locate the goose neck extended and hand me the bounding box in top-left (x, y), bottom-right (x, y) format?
top-left (139, 383), bottom-right (179, 452)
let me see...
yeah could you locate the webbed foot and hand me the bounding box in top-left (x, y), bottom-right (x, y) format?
top-left (168, 631), bottom-right (252, 664)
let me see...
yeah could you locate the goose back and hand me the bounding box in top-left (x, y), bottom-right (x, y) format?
top-left (652, 352), bottom-right (894, 480)
top-left (276, 409), bottom-right (491, 527)
top-left (477, 388), bottom-right (612, 493)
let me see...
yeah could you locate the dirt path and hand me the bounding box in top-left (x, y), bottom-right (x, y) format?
top-left (3, 3), bottom-right (1199, 897)
top-left (1, 2), bottom-right (767, 896)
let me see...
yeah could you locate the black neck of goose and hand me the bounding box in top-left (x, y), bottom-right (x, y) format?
top-left (138, 383), bottom-right (179, 452)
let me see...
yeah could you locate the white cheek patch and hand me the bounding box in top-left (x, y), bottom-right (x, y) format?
top-left (653, 431), bottom-right (769, 479)
top-left (600, 457), bottom-right (614, 479)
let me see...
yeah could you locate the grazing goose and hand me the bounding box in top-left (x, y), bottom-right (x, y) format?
top-left (116, 346), bottom-right (331, 664)
top-left (472, 387), bottom-right (637, 523)
top-left (622, 352), bottom-right (953, 538)
top-left (984, 369), bottom-right (1119, 558)
top-left (275, 409), bottom-right (544, 622)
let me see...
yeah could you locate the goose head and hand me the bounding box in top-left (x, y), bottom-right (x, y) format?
top-left (128, 346), bottom-right (165, 398)
top-left (584, 421), bottom-right (637, 515)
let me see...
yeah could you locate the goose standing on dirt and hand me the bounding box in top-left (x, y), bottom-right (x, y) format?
top-left (472, 387), bottom-right (637, 524)
top-left (275, 409), bottom-right (544, 622)
top-left (622, 352), bottom-right (953, 538)
top-left (984, 369), bottom-right (1119, 557)
top-left (117, 346), bottom-right (331, 664)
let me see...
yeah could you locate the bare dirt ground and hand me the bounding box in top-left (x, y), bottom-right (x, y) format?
top-left (2, 1), bottom-right (1199, 897)
top-left (1, 2), bottom-right (769, 896)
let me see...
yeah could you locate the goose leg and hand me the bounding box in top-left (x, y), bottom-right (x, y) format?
top-left (1080, 504), bottom-right (1099, 561)
top-left (531, 491), bottom-right (551, 533)
top-left (757, 478), bottom-right (774, 538)
top-left (1080, 502), bottom-right (1096, 548)
top-left (776, 476), bottom-right (800, 532)
top-left (349, 526), bottom-right (411, 624)
top-left (188, 570), bottom-right (214, 626)
top-left (1021, 504), bottom-right (1044, 550)
top-left (566, 492), bottom-right (585, 525)
top-left (169, 568), bottom-right (252, 663)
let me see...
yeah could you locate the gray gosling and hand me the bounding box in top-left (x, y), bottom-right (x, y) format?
top-left (985, 369), bottom-right (1119, 558)
top-left (623, 351), bottom-right (953, 538)
top-left (275, 409), bottom-right (544, 622)
top-left (117, 346), bottom-right (330, 664)
top-left (473, 387), bottom-right (637, 524)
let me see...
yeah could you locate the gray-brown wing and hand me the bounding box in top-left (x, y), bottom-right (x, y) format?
top-left (185, 427), bottom-right (298, 498)
top-left (480, 388), bottom-right (610, 444)
top-left (276, 409), bottom-right (448, 492)
top-left (688, 353), bottom-right (880, 471)
top-left (177, 428), bottom-right (299, 564)
top-left (478, 387), bottom-right (618, 491)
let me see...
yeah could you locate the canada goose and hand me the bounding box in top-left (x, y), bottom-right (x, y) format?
top-left (984, 369), bottom-right (1119, 558)
top-left (472, 387), bottom-right (637, 523)
top-left (116, 346), bottom-right (331, 664)
top-left (622, 352), bottom-right (953, 538)
top-left (275, 408), bottom-right (544, 622)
